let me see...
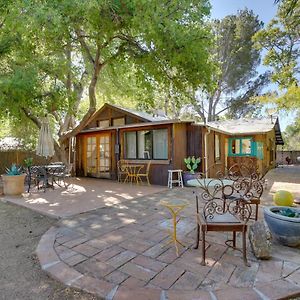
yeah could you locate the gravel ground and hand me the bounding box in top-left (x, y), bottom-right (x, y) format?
top-left (0, 200), bottom-right (99, 300)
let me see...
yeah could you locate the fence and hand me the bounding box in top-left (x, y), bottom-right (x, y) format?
top-left (276, 150), bottom-right (300, 165)
top-left (0, 150), bottom-right (49, 174)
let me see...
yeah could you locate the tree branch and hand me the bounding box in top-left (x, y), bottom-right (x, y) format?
top-left (75, 28), bottom-right (95, 65)
top-left (21, 107), bottom-right (42, 129)
top-left (59, 107), bottom-right (96, 142)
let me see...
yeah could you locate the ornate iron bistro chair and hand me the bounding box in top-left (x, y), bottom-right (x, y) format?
top-left (28, 166), bottom-right (53, 192)
top-left (51, 164), bottom-right (73, 188)
top-left (136, 160), bottom-right (151, 185)
top-left (224, 163), bottom-right (264, 221)
top-left (194, 178), bottom-right (252, 267)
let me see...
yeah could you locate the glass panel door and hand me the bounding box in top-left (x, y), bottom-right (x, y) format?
top-left (98, 134), bottom-right (110, 175)
top-left (86, 136), bottom-right (97, 176)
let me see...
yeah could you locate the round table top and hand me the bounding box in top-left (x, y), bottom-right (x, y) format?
top-left (160, 199), bottom-right (189, 208)
top-left (186, 178), bottom-right (234, 187)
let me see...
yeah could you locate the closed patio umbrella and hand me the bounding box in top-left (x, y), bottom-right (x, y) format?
top-left (36, 117), bottom-right (55, 158)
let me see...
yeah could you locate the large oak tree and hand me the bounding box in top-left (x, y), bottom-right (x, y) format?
top-left (0, 0), bottom-right (213, 159)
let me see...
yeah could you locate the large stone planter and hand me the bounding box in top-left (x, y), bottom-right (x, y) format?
top-left (264, 206), bottom-right (300, 247)
top-left (2, 174), bottom-right (26, 195)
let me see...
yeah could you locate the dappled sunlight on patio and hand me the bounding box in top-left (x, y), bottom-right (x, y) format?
top-left (115, 193), bottom-right (136, 199)
top-left (25, 197), bottom-right (49, 204)
top-left (33, 166), bottom-right (300, 300)
top-left (61, 184), bottom-right (86, 194)
top-left (1, 177), bottom-right (166, 218)
top-left (270, 181), bottom-right (300, 194)
top-left (261, 165), bottom-right (300, 207)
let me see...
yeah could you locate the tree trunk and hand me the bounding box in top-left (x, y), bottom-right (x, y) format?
top-left (164, 97), bottom-right (169, 116)
top-left (59, 49), bottom-right (103, 143)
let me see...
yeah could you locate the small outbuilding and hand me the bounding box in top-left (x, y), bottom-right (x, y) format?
top-left (204, 117), bottom-right (284, 177)
top-left (74, 103), bottom-right (284, 185)
top-left (75, 103), bottom-right (202, 185)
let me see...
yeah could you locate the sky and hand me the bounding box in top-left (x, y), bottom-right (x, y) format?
top-left (210, 0), bottom-right (295, 131)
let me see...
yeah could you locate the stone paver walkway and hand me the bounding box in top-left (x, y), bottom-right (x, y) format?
top-left (37, 168), bottom-right (300, 300)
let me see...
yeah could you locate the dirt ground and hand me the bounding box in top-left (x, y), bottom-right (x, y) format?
top-left (0, 201), bottom-right (99, 300)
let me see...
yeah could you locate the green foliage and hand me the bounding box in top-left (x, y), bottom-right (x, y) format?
top-left (0, 0), bottom-right (214, 151)
top-left (23, 157), bottom-right (33, 168)
top-left (253, 0), bottom-right (299, 90)
top-left (214, 9), bottom-right (263, 93)
top-left (282, 115), bottom-right (300, 150)
top-left (277, 208), bottom-right (299, 218)
top-left (255, 85), bottom-right (300, 111)
top-left (186, 9), bottom-right (265, 122)
top-left (226, 73), bottom-right (269, 119)
top-left (5, 163), bottom-right (22, 175)
top-left (0, 116), bottom-right (39, 151)
top-left (184, 156), bottom-right (201, 174)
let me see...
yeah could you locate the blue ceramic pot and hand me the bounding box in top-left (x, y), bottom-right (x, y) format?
top-left (264, 206), bottom-right (300, 247)
top-left (182, 172), bottom-right (201, 186)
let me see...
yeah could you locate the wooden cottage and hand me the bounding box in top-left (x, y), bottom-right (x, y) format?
top-left (74, 104), bottom-right (283, 185)
top-left (75, 103), bottom-right (202, 185)
top-left (203, 117), bottom-right (284, 177)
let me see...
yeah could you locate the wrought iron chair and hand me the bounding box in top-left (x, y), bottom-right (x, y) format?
top-left (136, 160), bottom-right (151, 185)
top-left (28, 166), bottom-right (52, 192)
top-left (223, 163), bottom-right (264, 221)
top-left (194, 178), bottom-right (252, 266)
top-left (52, 164), bottom-right (73, 188)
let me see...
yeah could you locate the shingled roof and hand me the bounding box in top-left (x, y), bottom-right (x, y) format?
top-left (207, 117), bottom-right (284, 145)
top-left (107, 104), bottom-right (169, 122)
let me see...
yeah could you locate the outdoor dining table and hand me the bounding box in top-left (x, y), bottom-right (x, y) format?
top-left (44, 164), bottom-right (67, 186)
top-left (124, 164), bottom-right (144, 183)
top-left (28, 164), bottom-right (66, 191)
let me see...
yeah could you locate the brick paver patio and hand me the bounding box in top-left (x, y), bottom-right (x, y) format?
top-left (1, 177), bottom-right (166, 218)
top-left (36, 171), bottom-right (300, 300)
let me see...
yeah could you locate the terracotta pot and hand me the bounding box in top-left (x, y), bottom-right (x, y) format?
top-left (2, 174), bottom-right (26, 195)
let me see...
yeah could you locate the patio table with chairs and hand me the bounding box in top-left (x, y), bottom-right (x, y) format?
top-left (117, 160), bottom-right (151, 185)
top-left (27, 163), bottom-right (72, 192)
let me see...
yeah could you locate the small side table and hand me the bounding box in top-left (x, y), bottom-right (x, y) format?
top-left (160, 199), bottom-right (189, 256)
top-left (167, 169), bottom-right (183, 188)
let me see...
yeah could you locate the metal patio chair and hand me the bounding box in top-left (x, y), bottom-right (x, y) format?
top-left (194, 179), bottom-right (252, 267)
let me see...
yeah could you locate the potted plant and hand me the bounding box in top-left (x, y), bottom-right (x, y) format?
top-left (2, 163), bottom-right (26, 195)
top-left (24, 157), bottom-right (33, 169)
top-left (183, 156), bottom-right (201, 186)
top-left (264, 206), bottom-right (300, 247)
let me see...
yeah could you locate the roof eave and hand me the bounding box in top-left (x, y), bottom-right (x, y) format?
top-left (79, 119), bottom-right (190, 133)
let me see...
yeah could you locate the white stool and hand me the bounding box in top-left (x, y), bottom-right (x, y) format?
top-left (168, 169), bottom-right (183, 188)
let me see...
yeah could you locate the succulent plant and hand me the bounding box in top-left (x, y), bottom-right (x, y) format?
top-left (184, 156), bottom-right (201, 174)
top-left (6, 163), bottom-right (22, 176)
top-left (278, 208), bottom-right (299, 218)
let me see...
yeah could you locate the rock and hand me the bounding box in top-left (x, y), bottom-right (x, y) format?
top-left (248, 220), bottom-right (272, 259)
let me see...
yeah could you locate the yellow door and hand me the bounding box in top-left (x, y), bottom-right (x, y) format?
top-left (86, 133), bottom-right (111, 178)
top-left (86, 136), bottom-right (97, 176)
top-left (98, 134), bottom-right (111, 178)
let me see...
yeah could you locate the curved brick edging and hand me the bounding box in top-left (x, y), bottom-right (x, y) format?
top-left (37, 227), bottom-right (300, 300)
